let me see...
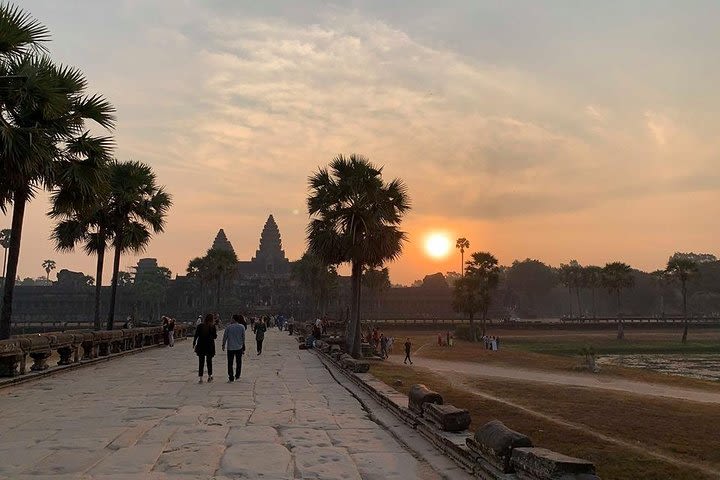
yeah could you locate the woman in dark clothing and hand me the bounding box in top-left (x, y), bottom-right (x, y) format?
top-left (162, 316), bottom-right (170, 346)
top-left (193, 313), bottom-right (217, 383)
top-left (254, 317), bottom-right (267, 355)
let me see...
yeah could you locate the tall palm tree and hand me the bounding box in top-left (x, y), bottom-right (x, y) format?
top-left (601, 262), bottom-right (634, 340)
top-left (204, 247), bottom-right (238, 308)
top-left (0, 6), bottom-right (115, 339)
top-left (291, 251), bottom-right (338, 320)
top-left (465, 251), bottom-right (500, 339)
top-left (307, 154), bottom-right (410, 358)
top-left (50, 194), bottom-right (114, 330)
top-left (41, 259), bottom-right (56, 280)
top-left (0, 229), bottom-right (10, 281)
top-left (362, 267), bottom-right (391, 316)
top-left (666, 257), bottom-right (699, 344)
top-left (583, 265), bottom-right (603, 319)
top-left (456, 238), bottom-right (470, 276)
top-left (105, 161), bottom-right (172, 330)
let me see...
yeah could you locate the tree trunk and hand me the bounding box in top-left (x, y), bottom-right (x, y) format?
top-left (106, 238), bottom-right (122, 330)
top-left (616, 289), bottom-right (624, 340)
top-left (592, 286), bottom-right (596, 319)
top-left (469, 313), bottom-right (475, 342)
top-left (93, 231), bottom-right (106, 331)
top-left (2, 246), bottom-right (7, 279)
top-left (681, 281), bottom-right (688, 344)
top-left (460, 250), bottom-right (464, 277)
top-left (568, 287), bottom-right (573, 318)
top-left (0, 195), bottom-right (27, 340)
top-left (348, 261), bottom-right (363, 358)
top-left (481, 309), bottom-right (488, 338)
top-left (576, 286), bottom-right (582, 318)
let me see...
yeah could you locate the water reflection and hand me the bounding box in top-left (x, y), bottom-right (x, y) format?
top-left (596, 354), bottom-right (720, 382)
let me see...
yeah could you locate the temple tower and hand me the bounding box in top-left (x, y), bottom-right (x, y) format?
top-left (211, 229), bottom-right (236, 255)
top-left (251, 215), bottom-right (290, 274)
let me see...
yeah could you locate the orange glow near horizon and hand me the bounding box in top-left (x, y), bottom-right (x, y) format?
top-left (423, 232), bottom-right (452, 260)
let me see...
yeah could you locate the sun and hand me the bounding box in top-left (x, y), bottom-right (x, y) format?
top-left (424, 232), bottom-right (452, 259)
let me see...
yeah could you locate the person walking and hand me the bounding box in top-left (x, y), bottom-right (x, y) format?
top-left (162, 316), bottom-right (170, 346)
top-left (222, 314), bottom-right (246, 382)
top-left (168, 317), bottom-right (176, 347)
top-left (403, 337), bottom-right (413, 365)
top-left (193, 313), bottom-right (217, 383)
top-left (255, 316), bottom-right (267, 355)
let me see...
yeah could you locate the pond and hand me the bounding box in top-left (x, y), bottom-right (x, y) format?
top-left (596, 354), bottom-right (720, 382)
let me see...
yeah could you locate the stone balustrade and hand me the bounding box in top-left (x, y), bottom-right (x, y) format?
top-left (0, 325), bottom-right (188, 379)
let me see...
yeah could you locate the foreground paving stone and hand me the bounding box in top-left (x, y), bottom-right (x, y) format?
top-left (0, 331), bottom-right (454, 479)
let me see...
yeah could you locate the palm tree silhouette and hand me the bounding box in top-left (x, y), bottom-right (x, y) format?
top-left (455, 238), bottom-right (470, 276)
top-left (306, 154), bottom-right (410, 357)
top-left (42, 259), bottom-right (56, 281)
top-left (104, 161), bottom-right (172, 330)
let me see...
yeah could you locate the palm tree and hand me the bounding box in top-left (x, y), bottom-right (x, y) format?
top-left (601, 262), bottom-right (634, 340)
top-left (583, 265), bottom-right (603, 319)
top-left (204, 248), bottom-right (238, 308)
top-left (666, 257), bottom-right (699, 344)
top-left (558, 260), bottom-right (583, 317)
top-left (307, 154), bottom-right (410, 358)
top-left (105, 161), bottom-right (172, 330)
top-left (456, 238), bottom-right (470, 276)
top-left (0, 229), bottom-right (10, 281)
top-left (362, 267), bottom-right (391, 316)
top-left (0, 6), bottom-right (115, 339)
top-left (464, 251), bottom-right (501, 339)
top-left (42, 259), bottom-right (56, 280)
top-left (50, 198), bottom-right (114, 330)
top-left (292, 251), bottom-right (339, 320)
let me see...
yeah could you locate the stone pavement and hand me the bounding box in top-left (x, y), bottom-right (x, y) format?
top-left (0, 330), bottom-right (447, 479)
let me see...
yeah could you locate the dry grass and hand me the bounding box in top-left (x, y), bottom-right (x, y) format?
top-left (382, 328), bottom-right (720, 392)
top-left (371, 362), bottom-right (720, 480)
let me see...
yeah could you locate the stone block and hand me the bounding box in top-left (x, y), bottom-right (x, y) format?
top-left (423, 402), bottom-right (471, 432)
top-left (510, 447), bottom-right (599, 480)
top-left (407, 384), bottom-right (443, 415)
top-left (467, 420), bottom-right (532, 473)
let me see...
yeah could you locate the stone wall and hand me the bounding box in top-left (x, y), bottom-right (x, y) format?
top-left (0, 325), bottom-right (189, 382)
top-left (310, 342), bottom-right (600, 480)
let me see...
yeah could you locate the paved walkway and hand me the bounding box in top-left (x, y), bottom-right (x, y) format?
top-left (391, 357), bottom-right (720, 404)
top-left (0, 331), bottom-right (444, 479)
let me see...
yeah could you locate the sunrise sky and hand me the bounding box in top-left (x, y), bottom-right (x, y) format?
top-left (5, 1), bottom-right (720, 284)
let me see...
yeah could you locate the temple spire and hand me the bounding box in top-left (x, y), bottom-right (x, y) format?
top-left (211, 229), bottom-right (236, 256)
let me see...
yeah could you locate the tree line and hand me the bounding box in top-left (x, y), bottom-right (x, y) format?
top-left (450, 248), bottom-right (714, 343)
top-left (0, 4), bottom-right (171, 337)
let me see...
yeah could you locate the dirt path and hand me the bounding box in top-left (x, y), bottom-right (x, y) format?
top-left (390, 357), bottom-right (720, 404)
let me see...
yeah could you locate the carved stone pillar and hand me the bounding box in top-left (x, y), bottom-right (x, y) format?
top-left (57, 346), bottom-right (74, 365)
top-left (29, 351), bottom-right (51, 371)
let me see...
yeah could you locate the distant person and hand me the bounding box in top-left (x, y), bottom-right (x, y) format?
top-left (222, 314), bottom-right (246, 382)
top-left (380, 334), bottom-right (389, 359)
top-left (123, 315), bottom-right (134, 329)
top-left (255, 316), bottom-right (268, 355)
top-left (168, 317), bottom-right (176, 347)
top-left (162, 316), bottom-right (170, 346)
top-left (446, 331), bottom-right (451, 347)
top-left (195, 315), bottom-right (202, 326)
top-left (403, 337), bottom-right (413, 365)
top-left (437, 333), bottom-right (443, 347)
top-left (193, 313), bottom-right (217, 383)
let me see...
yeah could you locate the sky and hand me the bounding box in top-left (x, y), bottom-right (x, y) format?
top-left (5, 0), bottom-right (720, 285)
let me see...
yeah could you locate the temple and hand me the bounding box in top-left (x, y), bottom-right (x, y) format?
top-left (237, 215), bottom-right (291, 276)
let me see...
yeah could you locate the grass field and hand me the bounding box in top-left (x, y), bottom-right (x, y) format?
top-left (382, 327), bottom-right (720, 390)
top-left (371, 362), bottom-right (720, 480)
